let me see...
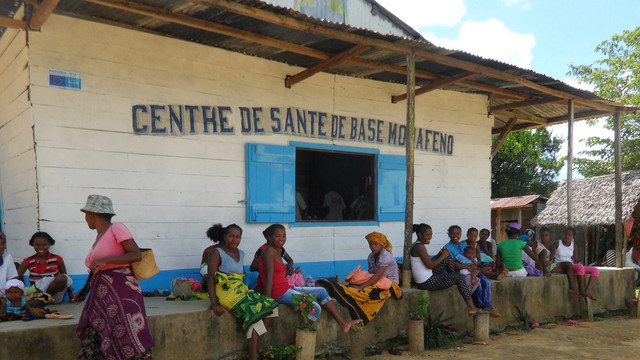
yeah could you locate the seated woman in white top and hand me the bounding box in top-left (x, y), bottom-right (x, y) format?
top-left (554, 227), bottom-right (599, 299)
top-left (0, 231), bottom-right (19, 289)
top-left (410, 223), bottom-right (478, 315)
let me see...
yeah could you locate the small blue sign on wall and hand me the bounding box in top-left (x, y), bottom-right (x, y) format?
top-left (49, 69), bottom-right (82, 90)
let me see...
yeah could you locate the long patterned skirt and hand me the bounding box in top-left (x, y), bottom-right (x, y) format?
top-left (317, 279), bottom-right (402, 325)
top-left (76, 267), bottom-right (154, 360)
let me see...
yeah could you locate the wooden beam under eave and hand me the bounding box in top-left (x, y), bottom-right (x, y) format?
top-left (81, 0), bottom-right (336, 60)
top-left (491, 118), bottom-right (517, 159)
top-left (414, 49), bottom-right (618, 113)
top-left (29, 0), bottom-right (60, 30)
top-left (489, 97), bottom-right (562, 113)
top-left (285, 45), bottom-right (370, 88)
top-left (546, 109), bottom-right (612, 123)
top-left (0, 16), bottom-right (26, 30)
top-left (360, 61), bottom-right (530, 100)
top-left (462, 80), bottom-right (531, 100)
top-left (493, 110), bottom-right (547, 124)
top-left (391, 71), bottom-right (476, 103)
top-left (491, 109), bottom-right (611, 135)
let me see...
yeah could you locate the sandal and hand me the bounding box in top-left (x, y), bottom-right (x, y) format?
top-left (45, 311), bottom-right (74, 319)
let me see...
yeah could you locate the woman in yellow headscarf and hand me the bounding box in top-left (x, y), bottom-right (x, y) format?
top-left (317, 232), bottom-right (402, 325)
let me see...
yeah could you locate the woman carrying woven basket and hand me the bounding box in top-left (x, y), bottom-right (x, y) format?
top-left (73, 194), bottom-right (154, 360)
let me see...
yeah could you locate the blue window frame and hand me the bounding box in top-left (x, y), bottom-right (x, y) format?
top-left (246, 143), bottom-right (295, 223)
top-left (246, 142), bottom-right (405, 225)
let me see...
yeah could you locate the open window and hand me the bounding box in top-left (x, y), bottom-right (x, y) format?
top-left (246, 142), bottom-right (405, 225)
top-left (295, 147), bottom-right (375, 222)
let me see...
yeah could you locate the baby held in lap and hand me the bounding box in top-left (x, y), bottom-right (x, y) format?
top-left (457, 246), bottom-right (480, 293)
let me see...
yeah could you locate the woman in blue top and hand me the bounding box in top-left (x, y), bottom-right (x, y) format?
top-left (446, 225), bottom-right (500, 318)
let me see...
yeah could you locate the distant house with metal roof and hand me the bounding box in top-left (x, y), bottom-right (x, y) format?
top-left (491, 195), bottom-right (547, 242)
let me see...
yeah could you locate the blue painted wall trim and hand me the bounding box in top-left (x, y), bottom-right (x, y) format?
top-left (65, 258), bottom-right (402, 293)
top-left (290, 221), bottom-right (379, 227)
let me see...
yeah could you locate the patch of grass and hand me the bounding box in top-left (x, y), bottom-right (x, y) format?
top-left (423, 305), bottom-right (458, 349)
top-left (258, 345), bottom-right (299, 360)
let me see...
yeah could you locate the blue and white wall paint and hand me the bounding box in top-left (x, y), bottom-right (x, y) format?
top-left (0, 14), bottom-right (492, 288)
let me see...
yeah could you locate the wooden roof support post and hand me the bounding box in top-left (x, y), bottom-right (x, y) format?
top-left (402, 50), bottom-right (416, 289)
top-left (391, 71), bottom-right (476, 103)
top-left (496, 209), bottom-right (502, 243)
top-left (0, 16), bottom-right (27, 30)
top-left (567, 100), bottom-right (574, 227)
top-left (29, 0), bottom-right (60, 30)
top-left (285, 45), bottom-right (370, 88)
top-left (490, 117), bottom-right (517, 160)
top-left (614, 110), bottom-right (624, 267)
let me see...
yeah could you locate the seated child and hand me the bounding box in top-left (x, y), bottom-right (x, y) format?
top-left (0, 279), bottom-right (28, 314)
top-left (466, 228), bottom-right (507, 280)
top-left (17, 232), bottom-right (72, 304)
top-left (478, 228), bottom-right (496, 263)
top-left (520, 235), bottom-right (542, 276)
top-left (456, 247), bottom-right (480, 293)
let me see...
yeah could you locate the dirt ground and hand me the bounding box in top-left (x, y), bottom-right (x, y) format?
top-left (369, 316), bottom-right (640, 360)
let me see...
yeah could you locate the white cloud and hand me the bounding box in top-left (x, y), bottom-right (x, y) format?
top-left (563, 77), bottom-right (596, 92)
top-left (376, 0), bottom-right (466, 28)
top-left (423, 19), bottom-right (535, 68)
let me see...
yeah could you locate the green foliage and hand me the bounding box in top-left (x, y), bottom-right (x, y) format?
top-left (258, 345), bottom-right (300, 360)
top-left (350, 322), bottom-right (364, 331)
top-left (423, 305), bottom-right (457, 349)
top-left (374, 323), bottom-right (384, 350)
top-left (291, 290), bottom-right (317, 331)
top-left (492, 128), bottom-right (563, 198)
top-left (514, 297), bottom-right (535, 331)
top-left (597, 228), bottom-right (615, 261)
top-left (407, 293), bottom-right (429, 320)
top-left (568, 27), bottom-right (640, 177)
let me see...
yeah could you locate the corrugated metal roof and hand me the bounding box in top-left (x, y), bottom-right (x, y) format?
top-left (491, 195), bottom-right (545, 210)
top-left (1, 0), bottom-right (634, 133)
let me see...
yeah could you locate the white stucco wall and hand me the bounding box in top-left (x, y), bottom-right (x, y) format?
top-left (11, 14), bottom-right (491, 275)
top-left (0, 7), bottom-right (39, 255)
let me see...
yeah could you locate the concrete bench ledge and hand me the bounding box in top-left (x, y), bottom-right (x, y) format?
top-left (0, 268), bottom-right (634, 359)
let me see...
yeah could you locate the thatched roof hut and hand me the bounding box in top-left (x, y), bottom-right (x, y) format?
top-left (532, 171), bottom-right (640, 226)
